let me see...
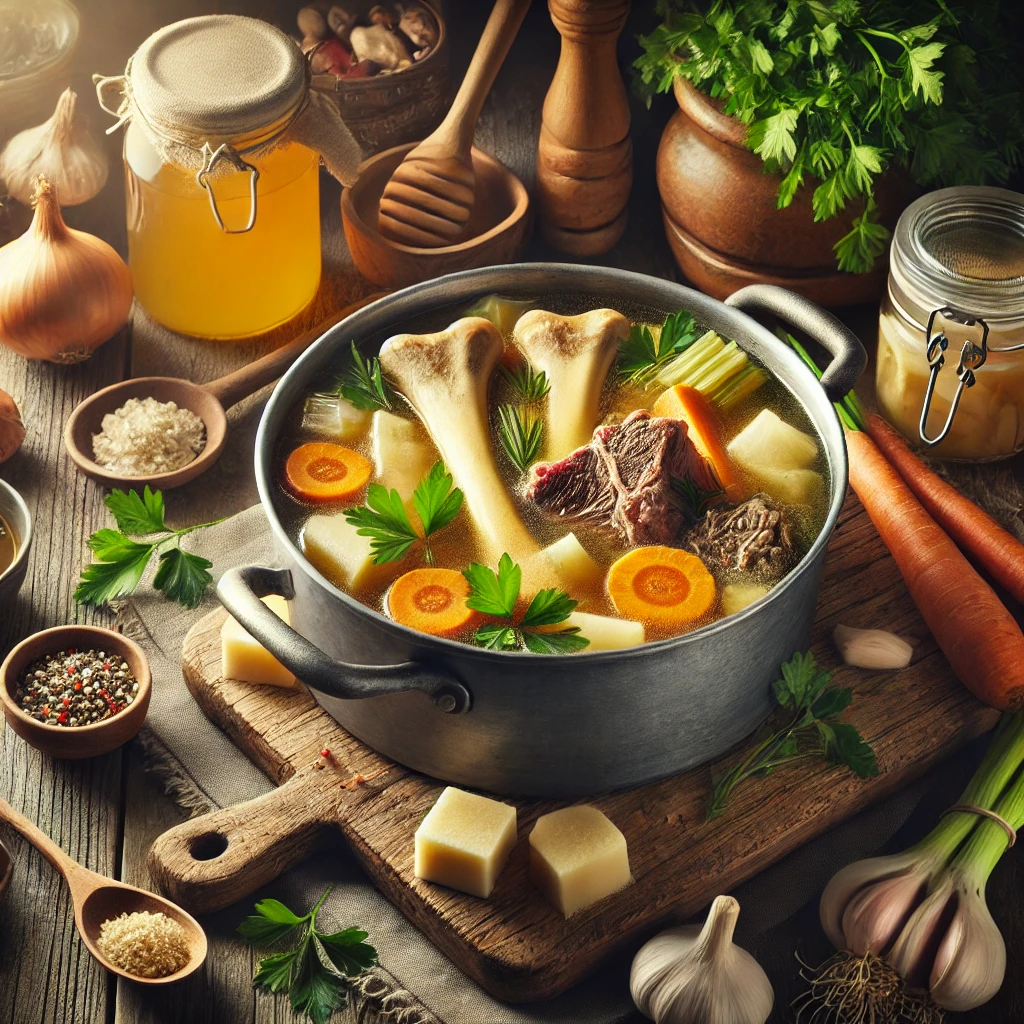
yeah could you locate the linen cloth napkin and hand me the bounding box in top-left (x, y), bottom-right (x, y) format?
top-left (120, 505), bottom-right (933, 1024)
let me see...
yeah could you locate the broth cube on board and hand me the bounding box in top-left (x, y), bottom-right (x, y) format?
top-left (529, 805), bottom-right (631, 917)
top-left (221, 595), bottom-right (297, 688)
top-left (414, 787), bottom-right (517, 898)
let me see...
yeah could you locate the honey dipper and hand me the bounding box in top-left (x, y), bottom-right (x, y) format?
top-left (377, 0), bottom-right (532, 247)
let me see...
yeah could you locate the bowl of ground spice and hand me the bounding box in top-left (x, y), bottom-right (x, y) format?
top-left (0, 625), bottom-right (151, 758)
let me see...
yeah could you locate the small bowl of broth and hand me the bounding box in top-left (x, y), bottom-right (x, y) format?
top-left (0, 478), bottom-right (32, 606)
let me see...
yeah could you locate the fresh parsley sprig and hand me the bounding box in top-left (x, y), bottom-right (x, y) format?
top-left (706, 650), bottom-right (878, 821)
top-left (344, 462), bottom-right (463, 566)
top-left (463, 553), bottom-right (590, 654)
top-left (320, 341), bottom-right (395, 411)
top-left (239, 890), bottom-right (377, 1024)
top-left (75, 487), bottom-right (222, 610)
top-left (618, 309), bottom-right (699, 386)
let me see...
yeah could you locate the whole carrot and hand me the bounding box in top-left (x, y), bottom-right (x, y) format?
top-left (846, 427), bottom-right (1024, 711)
top-left (865, 413), bottom-right (1024, 607)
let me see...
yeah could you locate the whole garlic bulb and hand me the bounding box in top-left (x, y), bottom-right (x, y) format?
top-left (631, 896), bottom-right (774, 1024)
top-left (0, 388), bottom-right (26, 463)
top-left (0, 89), bottom-right (108, 207)
top-left (0, 177), bottom-right (133, 363)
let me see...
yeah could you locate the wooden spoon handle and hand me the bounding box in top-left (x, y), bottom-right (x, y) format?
top-left (431, 0), bottom-right (533, 154)
top-left (146, 775), bottom-right (333, 914)
top-left (0, 795), bottom-right (80, 881)
top-left (203, 292), bottom-right (388, 410)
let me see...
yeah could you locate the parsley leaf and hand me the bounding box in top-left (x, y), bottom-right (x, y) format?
top-left (344, 462), bottom-right (463, 566)
top-left (463, 554), bottom-right (589, 655)
top-left (75, 489), bottom-right (223, 609)
top-left (706, 650), bottom-right (878, 820)
top-left (241, 889), bottom-right (377, 1024)
top-left (618, 309), bottom-right (700, 386)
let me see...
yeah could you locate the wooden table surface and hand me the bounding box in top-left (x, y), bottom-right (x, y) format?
top-left (2, 2), bottom-right (1023, 1022)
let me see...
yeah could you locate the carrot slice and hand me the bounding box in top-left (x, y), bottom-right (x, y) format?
top-left (607, 546), bottom-right (716, 628)
top-left (387, 568), bottom-right (481, 638)
top-left (284, 442), bottom-right (372, 503)
top-left (652, 384), bottom-right (744, 501)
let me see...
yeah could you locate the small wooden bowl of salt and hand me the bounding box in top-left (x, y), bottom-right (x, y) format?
top-left (63, 295), bottom-right (385, 492)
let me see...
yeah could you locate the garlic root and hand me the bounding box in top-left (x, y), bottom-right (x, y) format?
top-left (0, 177), bottom-right (133, 364)
top-left (833, 624), bottom-right (914, 669)
top-left (630, 895), bottom-right (773, 1024)
top-left (0, 88), bottom-right (108, 207)
top-left (380, 317), bottom-right (539, 565)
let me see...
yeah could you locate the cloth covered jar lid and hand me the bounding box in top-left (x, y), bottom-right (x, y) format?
top-left (130, 15), bottom-right (307, 140)
top-left (94, 14), bottom-right (362, 186)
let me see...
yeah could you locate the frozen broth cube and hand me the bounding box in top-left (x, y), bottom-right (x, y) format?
top-left (414, 787), bottom-right (517, 898)
top-left (529, 805), bottom-right (631, 916)
top-left (220, 595), bottom-right (297, 688)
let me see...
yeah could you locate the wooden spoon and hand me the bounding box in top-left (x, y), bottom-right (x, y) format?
top-left (377, 0), bottom-right (531, 247)
top-left (0, 796), bottom-right (207, 984)
top-left (64, 293), bottom-right (386, 492)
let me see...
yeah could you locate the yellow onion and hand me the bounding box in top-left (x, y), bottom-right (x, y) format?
top-left (0, 388), bottom-right (26, 462)
top-left (0, 177), bottom-right (133, 363)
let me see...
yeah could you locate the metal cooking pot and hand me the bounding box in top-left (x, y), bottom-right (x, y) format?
top-left (219, 265), bottom-right (865, 797)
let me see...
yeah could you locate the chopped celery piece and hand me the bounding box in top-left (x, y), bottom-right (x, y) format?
top-left (654, 331), bottom-right (766, 409)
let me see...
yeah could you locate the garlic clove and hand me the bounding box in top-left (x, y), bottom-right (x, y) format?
top-left (833, 624), bottom-right (914, 670)
top-left (818, 850), bottom-right (930, 950)
top-left (0, 89), bottom-right (108, 207)
top-left (631, 895), bottom-right (773, 1024)
top-left (928, 877), bottom-right (1006, 1011)
top-left (839, 867), bottom-right (929, 956)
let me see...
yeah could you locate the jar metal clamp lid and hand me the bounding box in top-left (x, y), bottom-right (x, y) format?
top-left (888, 186), bottom-right (1024, 446)
top-left (93, 15), bottom-right (363, 235)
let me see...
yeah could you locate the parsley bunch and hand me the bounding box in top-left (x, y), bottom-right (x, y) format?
top-left (617, 309), bottom-right (700, 387)
top-left (239, 891), bottom-right (377, 1024)
top-left (464, 553), bottom-right (589, 654)
top-left (635, 0), bottom-right (1024, 273)
top-left (707, 650), bottom-right (878, 820)
top-left (75, 487), bottom-right (222, 609)
top-left (344, 461), bottom-right (463, 565)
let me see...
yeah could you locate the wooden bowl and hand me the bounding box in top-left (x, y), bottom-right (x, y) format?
top-left (1, 626), bottom-right (152, 760)
top-left (310, 1), bottom-right (449, 155)
top-left (342, 143), bottom-right (531, 289)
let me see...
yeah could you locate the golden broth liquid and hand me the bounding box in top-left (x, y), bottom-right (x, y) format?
top-left (0, 513), bottom-right (17, 577)
top-left (124, 123), bottom-right (321, 339)
top-left (274, 294), bottom-right (831, 647)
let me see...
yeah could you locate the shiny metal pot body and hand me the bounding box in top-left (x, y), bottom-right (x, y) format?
top-left (220, 265), bottom-right (865, 797)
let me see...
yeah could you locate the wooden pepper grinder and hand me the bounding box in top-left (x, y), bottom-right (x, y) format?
top-left (537, 0), bottom-right (632, 255)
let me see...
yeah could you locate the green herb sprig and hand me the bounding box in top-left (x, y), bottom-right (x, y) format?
top-left (501, 362), bottom-right (550, 403)
top-left (618, 309), bottom-right (700, 386)
top-left (344, 461), bottom-right (463, 566)
top-left (496, 360), bottom-right (550, 473)
top-left (464, 553), bottom-right (590, 654)
top-left (75, 488), bottom-right (222, 609)
top-left (707, 650), bottom-right (878, 821)
top-left (634, 1), bottom-right (1024, 273)
top-left (320, 341), bottom-right (395, 411)
top-left (239, 890), bottom-right (377, 1024)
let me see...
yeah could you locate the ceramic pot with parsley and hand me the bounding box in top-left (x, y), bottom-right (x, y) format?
top-left (636, 0), bottom-right (1023, 306)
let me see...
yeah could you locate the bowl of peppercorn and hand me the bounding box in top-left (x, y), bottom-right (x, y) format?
top-left (0, 626), bottom-right (151, 759)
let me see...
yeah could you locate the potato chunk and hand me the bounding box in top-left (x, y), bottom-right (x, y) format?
top-left (542, 532), bottom-right (604, 593)
top-left (727, 408), bottom-right (818, 471)
top-left (566, 611), bottom-right (644, 651)
top-left (300, 513), bottom-right (399, 594)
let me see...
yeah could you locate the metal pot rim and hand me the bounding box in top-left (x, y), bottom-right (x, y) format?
top-left (254, 263), bottom-right (849, 663)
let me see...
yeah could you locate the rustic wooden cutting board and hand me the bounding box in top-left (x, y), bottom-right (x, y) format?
top-left (147, 492), bottom-right (999, 1003)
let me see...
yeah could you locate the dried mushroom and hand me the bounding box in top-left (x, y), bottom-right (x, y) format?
top-left (686, 495), bottom-right (795, 577)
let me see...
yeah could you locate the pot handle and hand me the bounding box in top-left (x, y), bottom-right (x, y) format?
top-left (217, 565), bottom-right (471, 714)
top-left (725, 285), bottom-right (867, 403)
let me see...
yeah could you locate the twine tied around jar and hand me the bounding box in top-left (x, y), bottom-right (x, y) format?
top-left (93, 15), bottom-right (363, 234)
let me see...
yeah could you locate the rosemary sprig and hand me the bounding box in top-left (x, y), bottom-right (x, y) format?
top-left (497, 404), bottom-right (543, 474)
top-left (500, 362), bottom-right (550, 403)
top-left (320, 341), bottom-right (395, 411)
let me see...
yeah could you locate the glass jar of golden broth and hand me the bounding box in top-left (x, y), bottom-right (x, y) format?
top-left (876, 186), bottom-right (1024, 461)
top-left (95, 16), bottom-right (361, 339)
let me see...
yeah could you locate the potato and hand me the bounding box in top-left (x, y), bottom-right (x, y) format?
top-left (372, 410), bottom-right (434, 499)
top-left (542, 533), bottom-right (604, 593)
top-left (721, 583), bottom-right (770, 617)
top-left (727, 409), bottom-right (818, 472)
top-left (566, 611), bottom-right (644, 651)
top-left (753, 466), bottom-right (825, 506)
top-left (301, 513), bottom-right (399, 594)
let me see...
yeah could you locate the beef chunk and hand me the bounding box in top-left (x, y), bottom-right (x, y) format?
top-left (686, 495), bottom-right (795, 576)
top-left (525, 410), bottom-right (723, 546)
